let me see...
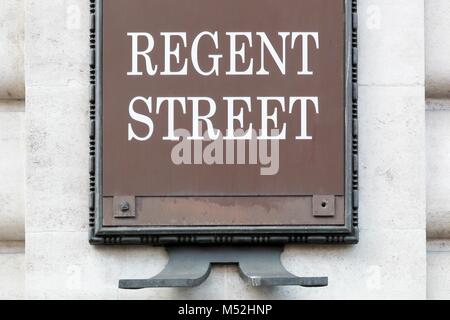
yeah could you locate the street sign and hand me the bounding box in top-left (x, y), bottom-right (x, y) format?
top-left (89, 0), bottom-right (358, 245)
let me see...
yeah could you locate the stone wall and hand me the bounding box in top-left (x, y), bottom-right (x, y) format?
top-left (425, 0), bottom-right (450, 299)
top-left (2, 0), bottom-right (450, 299)
top-left (22, 0), bottom-right (427, 299)
top-left (0, 0), bottom-right (24, 99)
top-left (0, 0), bottom-right (25, 300)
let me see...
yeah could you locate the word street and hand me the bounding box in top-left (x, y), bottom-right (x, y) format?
top-left (128, 96), bottom-right (319, 142)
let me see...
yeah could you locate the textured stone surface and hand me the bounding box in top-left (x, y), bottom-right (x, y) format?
top-left (0, 241), bottom-right (25, 299)
top-left (25, 0), bottom-right (90, 88)
top-left (359, 0), bottom-right (425, 86)
top-left (0, 0), bottom-right (25, 99)
top-left (427, 240), bottom-right (450, 299)
top-left (426, 0), bottom-right (450, 98)
top-left (23, 0), bottom-right (427, 299)
top-left (0, 101), bottom-right (25, 241)
top-left (359, 86), bottom-right (426, 231)
top-left (25, 230), bottom-right (425, 300)
top-left (25, 85), bottom-right (89, 233)
top-left (426, 100), bottom-right (450, 238)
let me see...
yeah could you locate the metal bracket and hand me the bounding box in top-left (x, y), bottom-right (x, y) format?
top-left (119, 246), bottom-right (328, 289)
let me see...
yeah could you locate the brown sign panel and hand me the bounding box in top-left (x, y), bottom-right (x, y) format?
top-left (90, 0), bottom-right (359, 245)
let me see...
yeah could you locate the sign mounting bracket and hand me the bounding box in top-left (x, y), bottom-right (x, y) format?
top-left (119, 246), bottom-right (328, 288)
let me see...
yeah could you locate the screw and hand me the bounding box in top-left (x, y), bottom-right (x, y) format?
top-left (120, 201), bottom-right (130, 212)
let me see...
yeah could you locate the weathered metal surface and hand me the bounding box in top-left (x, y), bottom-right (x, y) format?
top-left (119, 246), bottom-right (328, 288)
top-left (104, 196), bottom-right (344, 226)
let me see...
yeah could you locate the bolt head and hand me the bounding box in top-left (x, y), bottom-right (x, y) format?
top-left (120, 201), bottom-right (130, 212)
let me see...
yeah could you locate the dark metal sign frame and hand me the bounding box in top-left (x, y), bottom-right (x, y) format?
top-left (89, 0), bottom-right (359, 245)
